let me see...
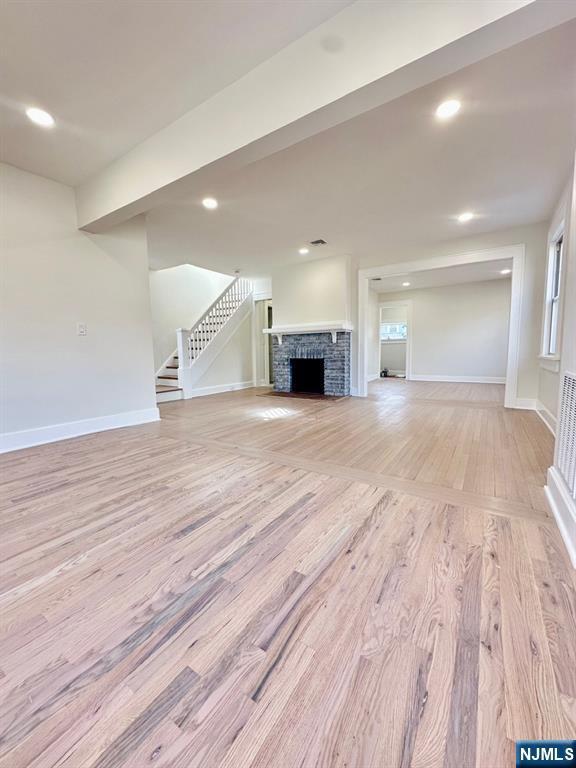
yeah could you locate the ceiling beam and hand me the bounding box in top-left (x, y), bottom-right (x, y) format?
top-left (76, 0), bottom-right (575, 232)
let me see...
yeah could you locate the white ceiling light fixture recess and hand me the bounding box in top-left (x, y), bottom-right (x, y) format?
top-left (402, 281), bottom-right (411, 287)
top-left (298, 247), bottom-right (309, 255)
top-left (500, 268), bottom-right (512, 275)
top-left (435, 99), bottom-right (461, 120)
top-left (25, 107), bottom-right (55, 127)
top-left (202, 197), bottom-right (218, 210)
top-left (457, 211), bottom-right (474, 223)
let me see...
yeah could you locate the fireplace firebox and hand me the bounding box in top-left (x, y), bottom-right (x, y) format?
top-left (290, 358), bottom-right (324, 394)
top-left (271, 331), bottom-right (351, 397)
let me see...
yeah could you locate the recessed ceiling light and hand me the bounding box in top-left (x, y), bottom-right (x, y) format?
top-left (435, 99), bottom-right (461, 120)
top-left (500, 268), bottom-right (512, 275)
top-left (402, 281), bottom-right (411, 287)
top-left (202, 197), bottom-right (218, 210)
top-left (457, 211), bottom-right (474, 223)
top-left (298, 247), bottom-right (309, 255)
top-left (25, 107), bottom-right (54, 128)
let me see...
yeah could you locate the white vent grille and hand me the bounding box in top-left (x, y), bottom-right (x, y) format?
top-left (557, 371), bottom-right (576, 499)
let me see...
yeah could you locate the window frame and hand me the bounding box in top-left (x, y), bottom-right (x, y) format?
top-left (379, 320), bottom-right (408, 343)
top-left (540, 225), bottom-right (565, 370)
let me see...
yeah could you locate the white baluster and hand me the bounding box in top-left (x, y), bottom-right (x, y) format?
top-left (190, 329), bottom-right (197, 360)
top-left (183, 277), bottom-right (254, 370)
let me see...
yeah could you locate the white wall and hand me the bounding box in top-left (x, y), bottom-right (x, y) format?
top-left (380, 306), bottom-right (408, 323)
top-left (271, 255), bottom-right (352, 326)
top-left (378, 278), bottom-right (511, 381)
top-left (539, 370), bottom-right (561, 421)
top-left (149, 264), bottom-right (231, 370)
top-left (361, 223), bottom-right (546, 398)
top-left (538, 178), bottom-right (573, 419)
top-left (560, 160), bottom-right (576, 377)
top-left (367, 289), bottom-right (380, 378)
top-left (545, 156), bottom-right (576, 568)
top-left (0, 163), bottom-right (158, 449)
top-left (251, 277), bottom-right (272, 300)
top-left (193, 312), bottom-right (254, 392)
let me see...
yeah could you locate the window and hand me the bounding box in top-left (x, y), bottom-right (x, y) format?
top-left (544, 234), bottom-right (563, 357)
top-left (380, 322), bottom-right (407, 342)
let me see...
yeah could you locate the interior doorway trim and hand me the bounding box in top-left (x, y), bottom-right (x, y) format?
top-left (378, 299), bottom-right (413, 380)
top-left (357, 244), bottom-right (525, 408)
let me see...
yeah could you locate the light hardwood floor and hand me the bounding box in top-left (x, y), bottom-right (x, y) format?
top-left (0, 380), bottom-right (574, 768)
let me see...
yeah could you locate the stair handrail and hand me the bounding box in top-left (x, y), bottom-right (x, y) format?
top-left (190, 277), bottom-right (250, 337)
top-left (192, 276), bottom-right (239, 334)
top-left (176, 277), bottom-right (252, 368)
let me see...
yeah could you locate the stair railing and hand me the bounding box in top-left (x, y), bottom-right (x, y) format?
top-left (175, 277), bottom-right (252, 369)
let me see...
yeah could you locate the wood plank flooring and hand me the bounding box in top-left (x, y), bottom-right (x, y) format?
top-left (0, 380), bottom-right (574, 767)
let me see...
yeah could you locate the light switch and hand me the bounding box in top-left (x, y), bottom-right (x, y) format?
top-left (77, 323), bottom-right (87, 336)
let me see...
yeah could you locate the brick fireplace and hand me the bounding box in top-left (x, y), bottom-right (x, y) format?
top-left (270, 329), bottom-right (351, 397)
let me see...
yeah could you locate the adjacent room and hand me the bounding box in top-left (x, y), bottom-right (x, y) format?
top-left (370, 259), bottom-right (513, 387)
top-left (1, 3), bottom-right (575, 767)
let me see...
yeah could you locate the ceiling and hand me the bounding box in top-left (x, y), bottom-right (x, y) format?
top-left (146, 20), bottom-right (576, 275)
top-left (0, 0), bottom-right (351, 185)
top-left (372, 258), bottom-right (513, 294)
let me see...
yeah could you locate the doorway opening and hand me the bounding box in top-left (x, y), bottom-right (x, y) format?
top-left (358, 244), bottom-right (523, 406)
top-left (378, 302), bottom-right (412, 380)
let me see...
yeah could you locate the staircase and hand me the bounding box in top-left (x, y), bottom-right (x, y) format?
top-left (155, 277), bottom-right (253, 403)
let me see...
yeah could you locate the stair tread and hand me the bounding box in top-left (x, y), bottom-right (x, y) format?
top-left (158, 374), bottom-right (178, 379)
top-left (156, 385), bottom-right (182, 393)
top-left (166, 365), bottom-right (179, 369)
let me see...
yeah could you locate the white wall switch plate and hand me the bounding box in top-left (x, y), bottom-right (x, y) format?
top-left (77, 322), bottom-right (87, 336)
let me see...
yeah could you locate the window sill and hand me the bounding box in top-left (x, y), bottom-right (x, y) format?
top-left (539, 355), bottom-right (561, 373)
top-left (380, 340), bottom-right (407, 345)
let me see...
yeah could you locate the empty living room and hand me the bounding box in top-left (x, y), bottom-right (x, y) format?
top-left (2, 2), bottom-right (576, 767)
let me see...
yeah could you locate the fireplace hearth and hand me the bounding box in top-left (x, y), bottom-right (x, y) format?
top-left (290, 358), bottom-right (324, 394)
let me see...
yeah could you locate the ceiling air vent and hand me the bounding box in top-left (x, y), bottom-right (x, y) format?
top-left (310, 239), bottom-right (327, 246)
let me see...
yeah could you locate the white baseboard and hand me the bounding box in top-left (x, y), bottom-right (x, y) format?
top-left (184, 380), bottom-right (254, 399)
top-left (0, 407), bottom-right (160, 454)
top-left (535, 401), bottom-right (557, 435)
top-left (410, 374), bottom-right (506, 384)
top-left (368, 373), bottom-right (380, 382)
top-left (372, 371), bottom-right (406, 380)
top-left (512, 397), bottom-right (538, 410)
top-left (545, 466), bottom-right (576, 569)
top-left (156, 390), bottom-right (184, 404)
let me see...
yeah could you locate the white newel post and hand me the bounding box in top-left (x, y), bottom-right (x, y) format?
top-left (176, 328), bottom-right (189, 390)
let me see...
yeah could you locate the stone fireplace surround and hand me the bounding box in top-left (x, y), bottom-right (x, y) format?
top-left (266, 325), bottom-right (352, 397)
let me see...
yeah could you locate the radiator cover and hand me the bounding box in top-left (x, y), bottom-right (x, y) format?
top-left (556, 371), bottom-right (576, 498)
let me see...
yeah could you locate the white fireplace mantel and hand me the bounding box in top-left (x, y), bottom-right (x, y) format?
top-left (263, 322), bottom-right (353, 345)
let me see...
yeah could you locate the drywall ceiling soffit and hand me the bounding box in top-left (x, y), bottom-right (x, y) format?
top-left (144, 21), bottom-right (576, 276)
top-left (75, 0), bottom-right (576, 230)
top-left (0, 0), bottom-right (352, 186)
